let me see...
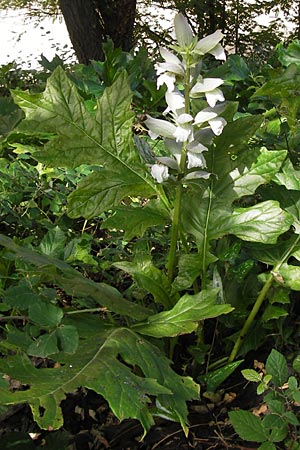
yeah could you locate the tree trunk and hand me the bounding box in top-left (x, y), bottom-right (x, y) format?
top-left (58, 0), bottom-right (137, 64)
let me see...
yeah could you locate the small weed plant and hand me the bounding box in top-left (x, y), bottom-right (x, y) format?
top-left (230, 349), bottom-right (300, 449)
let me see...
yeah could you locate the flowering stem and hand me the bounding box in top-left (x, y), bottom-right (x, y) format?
top-left (167, 66), bottom-right (191, 285)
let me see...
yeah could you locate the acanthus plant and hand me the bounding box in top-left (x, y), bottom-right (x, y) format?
top-left (0, 13), bottom-right (297, 438)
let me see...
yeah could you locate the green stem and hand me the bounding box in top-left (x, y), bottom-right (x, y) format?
top-left (167, 184), bottom-right (183, 283)
top-left (228, 273), bottom-right (274, 363)
top-left (166, 66), bottom-right (191, 284)
top-left (66, 308), bottom-right (106, 315)
top-left (228, 234), bottom-right (300, 362)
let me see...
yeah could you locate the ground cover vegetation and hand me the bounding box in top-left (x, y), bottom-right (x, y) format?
top-left (1, 6), bottom-right (300, 450)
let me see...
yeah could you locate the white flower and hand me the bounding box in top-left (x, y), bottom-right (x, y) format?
top-left (173, 113), bottom-right (194, 142)
top-left (156, 156), bottom-right (179, 170)
top-left (208, 117), bottom-right (227, 135)
top-left (165, 138), bottom-right (182, 164)
top-left (145, 115), bottom-right (177, 140)
top-left (205, 89), bottom-right (225, 108)
top-left (187, 151), bottom-right (207, 169)
top-left (194, 107), bottom-right (227, 135)
top-left (190, 78), bottom-right (225, 107)
top-left (157, 72), bottom-right (176, 91)
top-left (155, 48), bottom-right (185, 92)
top-left (195, 30), bottom-right (226, 60)
top-left (209, 43), bottom-right (226, 61)
top-left (163, 90), bottom-right (185, 115)
top-left (174, 13), bottom-right (194, 47)
top-left (187, 140), bottom-right (208, 153)
top-left (194, 108), bottom-right (218, 125)
top-left (151, 164), bottom-right (169, 183)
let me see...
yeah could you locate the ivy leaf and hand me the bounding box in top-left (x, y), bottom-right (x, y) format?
top-left (12, 67), bottom-right (162, 218)
top-left (132, 289), bottom-right (233, 338)
top-left (4, 283), bottom-right (40, 310)
top-left (229, 410), bottom-right (267, 442)
top-left (28, 302), bottom-right (63, 328)
top-left (27, 333), bottom-right (58, 358)
top-left (0, 328), bottom-right (199, 435)
top-left (55, 325), bottom-right (79, 354)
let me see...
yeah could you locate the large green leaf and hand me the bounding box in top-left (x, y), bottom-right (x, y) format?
top-left (102, 200), bottom-right (170, 240)
top-left (0, 327), bottom-right (199, 435)
top-left (132, 289), bottom-right (233, 338)
top-left (182, 119), bottom-right (290, 270)
top-left (114, 255), bottom-right (176, 309)
top-left (12, 67), bottom-right (163, 218)
top-left (0, 234), bottom-right (151, 320)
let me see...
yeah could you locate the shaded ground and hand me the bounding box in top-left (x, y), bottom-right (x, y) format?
top-left (0, 375), bottom-right (262, 450)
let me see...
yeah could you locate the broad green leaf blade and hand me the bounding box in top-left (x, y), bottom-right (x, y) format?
top-left (67, 168), bottom-right (156, 218)
top-left (31, 393), bottom-right (65, 430)
top-left (265, 349), bottom-right (288, 387)
top-left (172, 253), bottom-right (203, 292)
top-left (229, 410), bottom-right (267, 442)
top-left (182, 142), bottom-right (288, 270)
top-left (12, 68), bottom-right (161, 217)
top-left (102, 201), bottom-right (170, 240)
top-left (293, 355), bottom-right (300, 374)
top-left (279, 263), bottom-right (300, 291)
top-left (220, 201), bottom-right (292, 244)
top-left (262, 305), bottom-right (288, 322)
top-left (204, 360), bottom-right (243, 392)
top-left (262, 414), bottom-right (288, 443)
top-left (0, 234), bottom-right (151, 320)
top-left (132, 289), bottom-right (233, 337)
top-left (273, 159), bottom-right (300, 190)
top-left (114, 256), bottom-right (176, 309)
top-left (0, 328), bottom-right (199, 435)
top-left (258, 443), bottom-right (277, 450)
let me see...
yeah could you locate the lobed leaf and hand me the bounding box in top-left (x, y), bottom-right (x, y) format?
top-left (132, 289), bottom-right (233, 338)
top-left (0, 234), bottom-right (152, 320)
top-left (12, 67), bottom-right (163, 218)
top-left (0, 328), bottom-right (199, 435)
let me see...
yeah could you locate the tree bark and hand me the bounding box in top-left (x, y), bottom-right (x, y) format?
top-left (58, 0), bottom-right (137, 64)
